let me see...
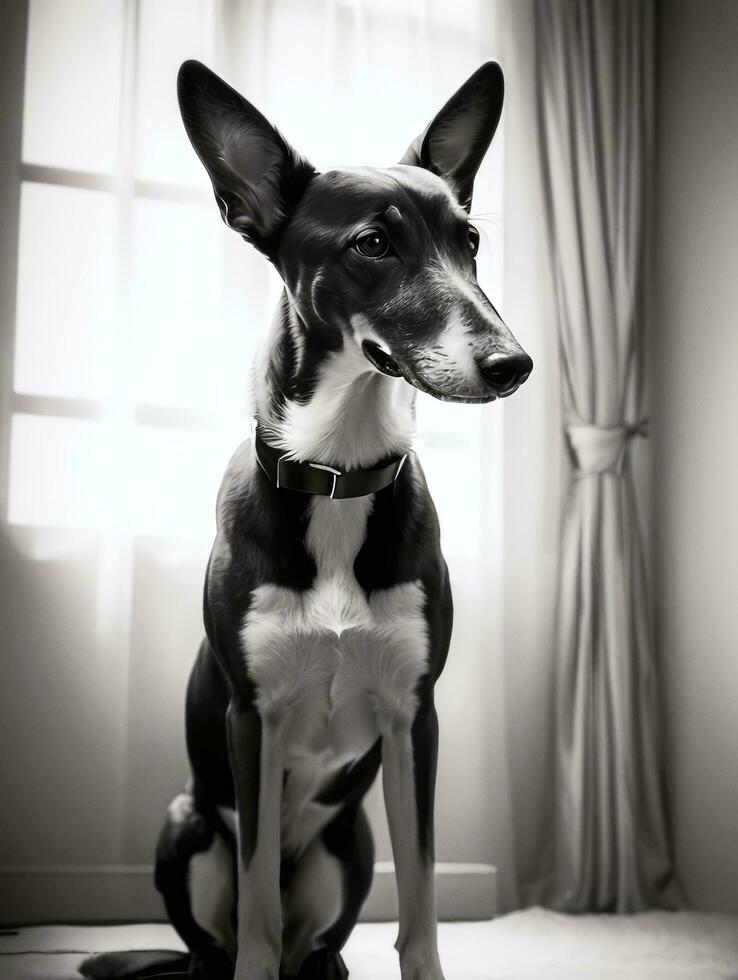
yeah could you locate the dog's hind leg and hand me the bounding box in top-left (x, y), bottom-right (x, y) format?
top-left (79, 790), bottom-right (234, 980)
top-left (155, 790), bottom-right (236, 980)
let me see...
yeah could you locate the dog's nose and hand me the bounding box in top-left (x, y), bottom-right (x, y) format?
top-left (478, 351), bottom-right (533, 396)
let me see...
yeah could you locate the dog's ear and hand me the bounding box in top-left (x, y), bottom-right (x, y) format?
top-left (399, 62), bottom-right (503, 211)
top-left (177, 60), bottom-right (316, 256)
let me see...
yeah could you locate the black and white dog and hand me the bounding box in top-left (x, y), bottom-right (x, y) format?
top-left (84, 60), bottom-right (531, 980)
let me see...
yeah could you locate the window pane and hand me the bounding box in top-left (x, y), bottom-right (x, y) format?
top-left (265, 1), bottom-right (336, 164)
top-left (428, 0), bottom-right (483, 30)
top-left (8, 415), bottom-right (111, 529)
top-left (131, 427), bottom-right (235, 540)
top-left (135, 0), bottom-right (215, 185)
top-left (22, 0), bottom-right (124, 173)
top-left (421, 442), bottom-right (482, 559)
top-left (129, 198), bottom-right (224, 410)
top-left (417, 394), bottom-right (482, 437)
top-left (7, 414), bottom-right (235, 538)
top-left (14, 183), bottom-right (116, 400)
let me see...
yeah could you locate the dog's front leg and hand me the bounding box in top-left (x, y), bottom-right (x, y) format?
top-left (381, 703), bottom-right (445, 980)
top-left (227, 703), bottom-right (285, 980)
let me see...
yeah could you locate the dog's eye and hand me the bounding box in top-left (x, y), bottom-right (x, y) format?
top-left (354, 227), bottom-right (390, 259)
top-left (467, 224), bottom-right (480, 256)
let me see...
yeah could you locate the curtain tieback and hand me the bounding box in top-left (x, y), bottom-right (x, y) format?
top-left (566, 419), bottom-right (648, 475)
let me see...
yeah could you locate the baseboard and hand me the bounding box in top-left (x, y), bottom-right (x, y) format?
top-left (0, 865), bottom-right (163, 925)
top-left (363, 862), bottom-right (498, 921)
top-left (0, 862), bottom-right (497, 925)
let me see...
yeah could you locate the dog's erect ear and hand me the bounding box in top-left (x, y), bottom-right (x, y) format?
top-left (399, 62), bottom-right (504, 210)
top-left (177, 60), bottom-right (316, 255)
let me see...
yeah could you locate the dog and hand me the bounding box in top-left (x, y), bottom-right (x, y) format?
top-left (83, 59), bottom-right (531, 980)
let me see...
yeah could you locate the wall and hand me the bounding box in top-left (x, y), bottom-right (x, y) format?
top-left (653, 0), bottom-right (738, 912)
top-left (498, 0), bottom-right (562, 908)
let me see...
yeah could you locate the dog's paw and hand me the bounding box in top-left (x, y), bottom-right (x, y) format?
top-left (399, 948), bottom-right (446, 980)
top-left (295, 948), bottom-right (350, 978)
top-left (234, 944), bottom-right (281, 980)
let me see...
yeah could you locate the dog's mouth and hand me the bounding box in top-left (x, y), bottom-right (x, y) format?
top-left (402, 366), bottom-right (501, 404)
top-left (361, 339), bottom-right (529, 404)
top-left (361, 340), bottom-right (403, 378)
top-left (361, 339), bottom-right (499, 402)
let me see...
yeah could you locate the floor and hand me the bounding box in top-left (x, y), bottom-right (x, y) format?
top-left (1, 908), bottom-right (738, 979)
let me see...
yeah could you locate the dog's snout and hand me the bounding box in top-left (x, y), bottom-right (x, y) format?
top-left (478, 351), bottom-right (533, 396)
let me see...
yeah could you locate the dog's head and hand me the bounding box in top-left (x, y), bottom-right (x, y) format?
top-left (178, 60), bottom-right (531, 403)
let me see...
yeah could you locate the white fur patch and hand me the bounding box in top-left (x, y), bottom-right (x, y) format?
top-left (190, 831), bottom-right (236, 956)
top-left (262, 340), bottom-right (416, 470)
top-left (286, 296), bottom-right (307, 375)
top-left (167, 792), bottom-right (194, 824)
top-left (417, 309), bottom-right (482, 396)
top-left (240, 495), bottom-right (429, 854)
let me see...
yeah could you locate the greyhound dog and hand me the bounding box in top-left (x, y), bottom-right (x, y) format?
top-left (83, 59), bottom-right (531, 980)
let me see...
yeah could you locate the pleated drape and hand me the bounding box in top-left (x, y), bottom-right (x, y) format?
top-left (535, 0), bottom-right (680, 911)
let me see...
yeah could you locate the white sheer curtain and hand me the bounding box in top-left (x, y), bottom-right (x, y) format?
top-left (533, 0), bottom-right (679, 912)
top-left (1, 0), bottom-right (517, 921)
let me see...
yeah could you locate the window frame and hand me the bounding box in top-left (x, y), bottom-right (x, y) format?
top-left (0, 0), bottom-right (29, 522)
top-left (3, 0), bottom-right (219, 526)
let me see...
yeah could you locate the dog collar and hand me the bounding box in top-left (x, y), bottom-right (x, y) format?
top-left (254, 430), bottom-right (408, 499)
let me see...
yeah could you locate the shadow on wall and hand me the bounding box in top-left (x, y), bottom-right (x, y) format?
top-left (0, 525), bottom-right (197, 877)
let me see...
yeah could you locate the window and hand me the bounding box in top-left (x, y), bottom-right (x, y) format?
top-left (8, 0), bottom-right (250, 544)
top-left (6, 0), bottom-right (503, 558)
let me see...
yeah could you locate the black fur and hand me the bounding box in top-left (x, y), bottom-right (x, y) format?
top-left (399, 61), bottom-right (504, 210)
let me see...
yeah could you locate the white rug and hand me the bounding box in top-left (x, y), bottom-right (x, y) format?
top-left (1, 908), bottom-right (738, 979)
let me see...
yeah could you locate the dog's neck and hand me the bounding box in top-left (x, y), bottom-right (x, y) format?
top-left (253, 291), bottom-right (416, 470)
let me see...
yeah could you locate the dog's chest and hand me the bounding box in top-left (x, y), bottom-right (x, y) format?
top-left (240, 496), bottom-right (428, 827)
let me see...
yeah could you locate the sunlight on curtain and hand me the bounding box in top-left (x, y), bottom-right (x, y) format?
top-left (4, 0), bottom-right (508, 877)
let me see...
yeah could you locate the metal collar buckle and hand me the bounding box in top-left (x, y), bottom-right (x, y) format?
top-left (394, 454), bottom-right (408, 481)
top-left (308, 461), bottom-right (342, 499)
top-left (275, 452), bottom-right (290, 490)
top-left (274, 453), bottom-right (342, 497)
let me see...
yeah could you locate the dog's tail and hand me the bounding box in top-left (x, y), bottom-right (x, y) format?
top-left (79, 949), bottom-right (189, 979)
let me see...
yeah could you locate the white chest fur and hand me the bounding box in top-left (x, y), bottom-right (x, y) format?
top-left (240, 496), bottom-right (429, 852)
